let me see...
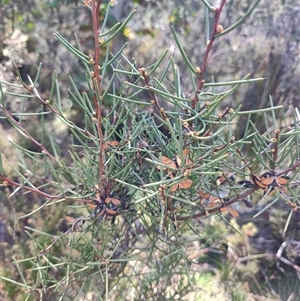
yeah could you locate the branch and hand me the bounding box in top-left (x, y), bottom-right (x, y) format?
top-left (140, 68), bottom-right (168, 122)
top-left (0, 173), bottom-right (63, 200)
top-left (192, 0), bottom-right (227, 109)
top-left (91, 0), bottom-right (105, 189)
top-left (0, 104), bottom-right (55, 161)
top-left (176, 187), bottom-right (258, 221)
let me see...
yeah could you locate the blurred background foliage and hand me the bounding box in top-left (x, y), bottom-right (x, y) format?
top-left (1, 0), bottom-right (300, 300)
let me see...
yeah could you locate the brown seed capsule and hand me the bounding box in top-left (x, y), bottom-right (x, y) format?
top-left (216, 24), bottom-right (224, 34)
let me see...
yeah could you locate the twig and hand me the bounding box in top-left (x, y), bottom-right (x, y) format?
top-left (192, 0), bottom-right (227, 109)
top-left (91, 0), bottom-right (105, 190)
top-left (176, 187), bottom-right (258, 221)
top-left (276, 240), bottom-right (300, 273)
top-left (7, 60), bottom-right (96, 140)
top-left (140, 68), bottom-right (168, 121)
top-left (0, 104), bottom-right (55, 161)
top-left (0, 174), bottom-right (63, 199)
top-left (230, 254), bottom-right (268, 277)
top-left (38, 216), bottom-right (91, 257)
top-left (277, 160), bottom-right (300, 177)
top-left (260, 266), bottom-right (277, 296)
top-left (202, 106), bottom-right (231, 137)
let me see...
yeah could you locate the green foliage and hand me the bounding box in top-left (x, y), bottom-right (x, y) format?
top-left (1, 0), bottom-right (300, 300)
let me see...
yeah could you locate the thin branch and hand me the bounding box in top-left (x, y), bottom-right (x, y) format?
top-left (192, 0), bottom-right (227, 109)
top-left (8, 60), bottom-right (97, 140)
top-left (91, 0), bottom-right (105, 190)
top-left (276, 240), bottom-right (300, 272)
top-left (277, 160), bottom-right (300, 176)
top-left (176, 187), bottom-right (258, 221)
top-left (202, 106), bottom-right (231, 137)
top-left (0, 174), bottom-right (63, 199)
top-left (0, 104), bottom-right (55, 160)
top-left (140, 68), bottom-right (168, 122)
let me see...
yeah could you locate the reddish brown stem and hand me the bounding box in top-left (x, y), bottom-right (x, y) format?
top-left (91, 0), bottom-right (104, 190)
top-left (277, 160), bottom-right (300, 177)
top-left (192, 0), bottom-right (227, 109)
top-left (0, 174), bottom-right (62, 199)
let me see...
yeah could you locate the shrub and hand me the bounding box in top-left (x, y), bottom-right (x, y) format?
top-left (1, 1), bottom-right (299, 300)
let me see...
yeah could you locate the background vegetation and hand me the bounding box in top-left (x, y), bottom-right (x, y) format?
top-left (1, 0), bottom-right (300, 300)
